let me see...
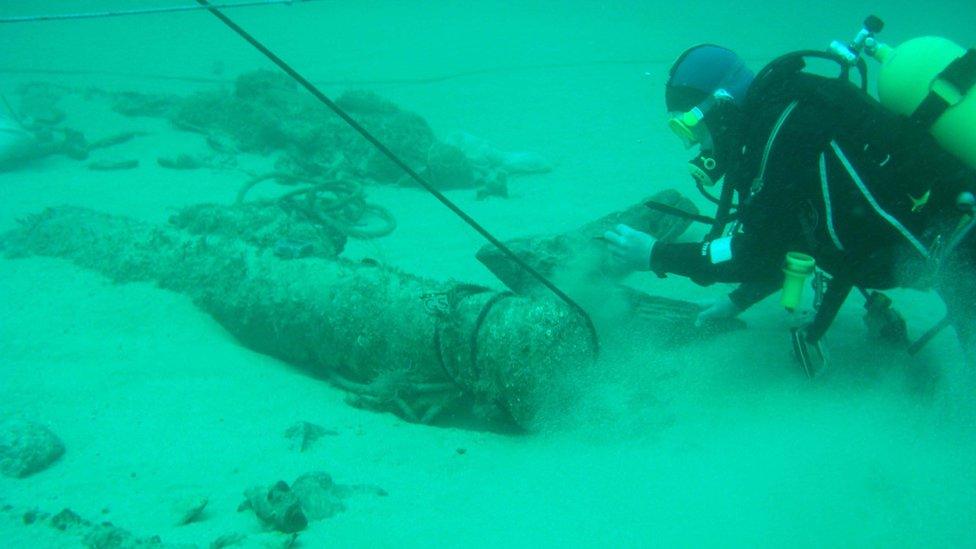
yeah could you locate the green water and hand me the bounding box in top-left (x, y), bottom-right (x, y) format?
top-left (0, 1), bottom-right (974, 547)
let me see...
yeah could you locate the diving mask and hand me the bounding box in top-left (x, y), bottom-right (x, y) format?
top-left (667, 88), bottom-right (733, 148)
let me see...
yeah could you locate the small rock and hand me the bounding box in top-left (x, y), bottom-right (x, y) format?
top-left (283, 422), bottom-right (335, 452)
top-left (84, 522), bottom-right (180, 549)
top-left (211, 532), bottom-right (248, 549)
top-left (0, 418), bottom-right (65, 478)
top-left (22, 508), bottom-right (44, 525)
top-left (82, 523), bottom-right (135, 548)
top-left (242, 481), bottom-right (307, 534)
top-left (81, 522), bottom-right (174, 549)
top-left (475, 170), bottom-right (508, 201)
top-left (87, 159), bottom-right (140, 171)
top-left (290, 472), bottom-right (345, 520)
top-left (157, 154), bottom-right (204, 170)
top-left (173, 495), bottom-right (208, 526)
top-left (49, 508), bottom-right (88, 532)
top-left (206, 134), bottom-right (235, 153)
top-left (211, 532), bottom-right (298, 549)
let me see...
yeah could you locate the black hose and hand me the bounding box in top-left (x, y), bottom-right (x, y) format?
top-left (644, 200), bottom-right (722, 226)
top-left (706, 180), bottom-right (738, 240)
top-left (195, 0), bottom-right (600, 354)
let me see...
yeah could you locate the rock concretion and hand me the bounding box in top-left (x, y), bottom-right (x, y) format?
top-left (240, 471), bottom-right (387, 532)
top-left (289, 472), bottom-right (345, 521)
top-left (3, 207), bottom-right (595, 428)
top-left (476, 189), bottom-right (698, 296)
top-left (0, 419), bottom-right (65, 478)
top-left (240, 482), bottom-right (307, 534)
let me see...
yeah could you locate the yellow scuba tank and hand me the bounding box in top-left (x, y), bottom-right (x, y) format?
top-left (872, 36), bottom-right (976, 171)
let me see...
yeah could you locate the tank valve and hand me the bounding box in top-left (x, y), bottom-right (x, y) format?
top-left (831, 15), bottom-right (885, 65)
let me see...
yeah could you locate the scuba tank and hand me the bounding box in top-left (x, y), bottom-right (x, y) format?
top-left (792, 17), bottom-right (974, 372)
top-left (823, 15), bottom-right (976, 171)
top-left (826, 23), bottom-right (976, 259)
top-left (873, 37), bottom-right (976, 171)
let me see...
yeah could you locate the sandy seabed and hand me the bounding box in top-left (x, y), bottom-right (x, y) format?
top-left (1, 1), bottom-right (975, 547)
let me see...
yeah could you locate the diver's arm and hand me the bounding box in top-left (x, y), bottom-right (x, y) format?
top-left (650, 232), bottom-right (783, 287)
top-left (728, 279), bottom-right (779, 310)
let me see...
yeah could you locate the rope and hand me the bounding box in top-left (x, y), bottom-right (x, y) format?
top-left (237, 172), bottom-right (397, 239)
top-left (430, 284), bottom-right (495, 391)
top-left (0, 0), bottom-right (321, 24)
top-left (198, 0), bottom-right (600, 355)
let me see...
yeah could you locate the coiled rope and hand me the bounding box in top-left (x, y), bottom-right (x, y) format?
top-left (236, 172), bottom-right (397, 239)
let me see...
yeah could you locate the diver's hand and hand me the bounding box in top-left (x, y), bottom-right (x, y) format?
top-left (694, 295), bottom-right (741, 327)
top-left (603, 224), bottom-right (656, 272)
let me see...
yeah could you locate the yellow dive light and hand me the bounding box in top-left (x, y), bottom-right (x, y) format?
top-left (781, 252), bottom-right (816, 311)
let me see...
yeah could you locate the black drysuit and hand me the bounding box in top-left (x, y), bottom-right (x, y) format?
top-left (650, 71), bottom-right (976, 358)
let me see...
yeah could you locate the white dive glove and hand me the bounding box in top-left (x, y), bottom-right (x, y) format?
top-left (603, 224), bottom-right (656, 272)
top-left (694, 294), bottom-right (742, 327)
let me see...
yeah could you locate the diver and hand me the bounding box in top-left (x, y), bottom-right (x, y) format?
top-left (604, 28), bottom-right (976, 370)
